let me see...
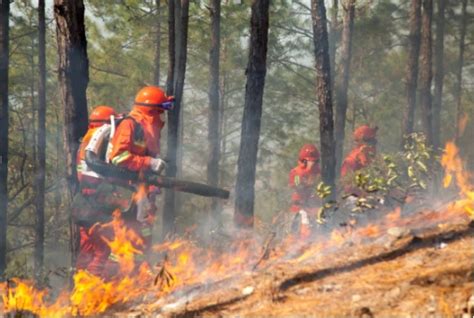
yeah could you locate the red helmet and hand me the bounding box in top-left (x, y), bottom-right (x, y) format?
top-left (299, 144), bottom-right (320, 161)
top-left (89, 105), bottom-right (116, 124)
top-left (134, 86), bottom-right (175, 111)
top-left (353, 125), bottom-right (378, 142)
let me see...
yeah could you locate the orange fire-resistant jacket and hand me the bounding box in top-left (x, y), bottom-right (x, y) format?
top-left (340, 144), bottom-right (376, 177)
top-left (288, 163), bottom-right (320, 213)
top-left (108, 107), bottom-right (165, 171)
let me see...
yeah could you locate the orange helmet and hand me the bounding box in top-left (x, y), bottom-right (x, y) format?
top-left (89, 105), bottom-right (116, 125)
top-left (353, 125), bottom-right (378, 142)
top-left (134, 86), bottom-right (175, 111)
top-left (299, 144), bottom-right (320, 161)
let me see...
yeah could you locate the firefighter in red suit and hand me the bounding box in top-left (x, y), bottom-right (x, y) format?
top-left (288, 144), bottom-right (321, 238)
top-left (74, 105), bottom-right (130, 273)
top-left (103, 86), bottom-right (173, 276)
top-left (341, 125), bottom-right (378, 178)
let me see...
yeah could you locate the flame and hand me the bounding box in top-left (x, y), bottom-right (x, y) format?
top-left (134, 183), bottom-right (148, 203)
top-left (441, 142), bottom-right (474, 218)
top-left (1, 141), bottom-right (474, 317)
top-left (103, 210), bottom-right (145, 276)
top-left (0, 279), bottom-right (69, 317)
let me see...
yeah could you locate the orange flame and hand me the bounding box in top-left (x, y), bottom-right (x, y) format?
top-left (441, 142), bottom-right (474, 219)
top-left (2, 142), bottom-right (474, 317)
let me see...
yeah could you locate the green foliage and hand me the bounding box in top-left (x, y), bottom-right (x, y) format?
top-left (402, 133), bottom-right (432, 191)
top-left (344, 133), bottom-right (434, 213)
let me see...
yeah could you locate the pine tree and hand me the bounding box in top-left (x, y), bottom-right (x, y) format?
top-left (311, 0), bottom-right (336, 192)
top-left (334, 0), bottom-right (355, 173)
top-left (419, 0), bottom-right (433, 146)
top-left (234, 0), bottom-right (270, 227)
top-left (0, 0), bottom-right (11, 277)
top-left (402, 0), bottom-right (421, 145)
top-left (207, 0), bottom-right (222, 223)
top-left (34, 0), bottom-right (47, 281)
top-left (54, 0), bottom-right (89, 266)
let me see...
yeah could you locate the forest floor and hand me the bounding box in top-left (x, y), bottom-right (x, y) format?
top-left (117, 198), bottom-right (474, 318)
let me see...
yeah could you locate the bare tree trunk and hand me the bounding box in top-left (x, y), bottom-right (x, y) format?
top-left (166, 0), bottom-right (175, 96)
top-left (234, 0), bottom-right (270, 228)
top-left (455, 0), bottom-right (467, 141)
top-left (419, 0), bottom-right (433, 146)
top-left (154, 0), bottom-right (161, 85)
top-left (219, 39), bottom-right (228, 189)
top-left (163, 0), bottom-right (189, 237)
top-left (54, 0), bottom-right (89, 268)
top-left (54, 0), bottom-right (89, 193)
top-left (0, 0), bottom-right (10, 278)
top-left (334, 0), bottom-right (355, 174)
top-left (432, 0), bottom-right (445, 151)
top-left (311, 0), bottom-right (336, 192)
top-left (401, 0), bottom-right (421, 147)
top-left (207, 0), bottom-right (221, 224)
top-left (329, 0), bottom-right (338, 88)
top-left (162, 0), bottom-right (174, 239)
top-left (34, 0), bottom-right (47, 281)
top-left (30, 37), bottom-right (37, 165)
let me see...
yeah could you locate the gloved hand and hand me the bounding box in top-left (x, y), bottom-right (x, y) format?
top-left (149, 157), bottom-right (167, 174)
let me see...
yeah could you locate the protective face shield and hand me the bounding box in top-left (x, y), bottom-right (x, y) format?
top-left (157, 97), bottom-right (175, 111)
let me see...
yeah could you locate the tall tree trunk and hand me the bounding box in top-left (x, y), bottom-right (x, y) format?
top-left (162, 0), bottom-right (174, 239)
top-left (455, 0), bottom-right (467, 141)
top-left (401, 0), bottom-right (421, 147)
top-left (334, 0), bottom-right (355, 174)
top-left (234, 0), bottom-right (270, 228)
top-left (219, 39), bottom-right (228, 188)
top-left (419, 0), bottom-right (433, 146)
top-left (54, 0), bottom-right (89, 268)
top-left (207, 0), bottom-right (221, 224)
top-left (329, 0), bottom-right (338, 88)
top-left (163, 0), bottom-right (189, 236)
top-left (166, 0), bottom-right (175, 96)
top-left (311, 0), bottom-right (336, 192)
top-left (154, 0), bottom-right (161, 85)
top-left (34, 0), bottom-right (47, 281)
top-left (432, 0), bottom-right (445, 150)
top-left (0, 0), bottom-right (10, 278)
top-left (54, 0), bottom-right (89, 193)
top-left (30, 37), bottom-right (37, 165)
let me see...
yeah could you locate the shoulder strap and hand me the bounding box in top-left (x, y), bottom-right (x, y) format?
top-left (117, 116), bottom-right (147, 157)
top-left (115, 116), bottom-right (144, 141)
top-left (129, 116), bottom-right (144, 143)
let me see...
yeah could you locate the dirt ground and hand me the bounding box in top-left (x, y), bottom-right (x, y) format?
top-left (214, 234), bottom-right (474, 317)
top-left (120, 203), bottom-right (474, 318)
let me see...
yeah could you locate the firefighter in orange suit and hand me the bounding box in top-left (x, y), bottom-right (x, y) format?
top-left (341, 125), bottom-right (378, 178)
top-left (74, 105), bottom-right (130, 273)
top-left (288, 144), bottom-right (321, 238)
top-left (104, 86), bottom-right (174, 275)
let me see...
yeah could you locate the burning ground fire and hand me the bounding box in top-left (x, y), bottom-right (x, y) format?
top-left (1, 142), bottom-right (473, 317)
